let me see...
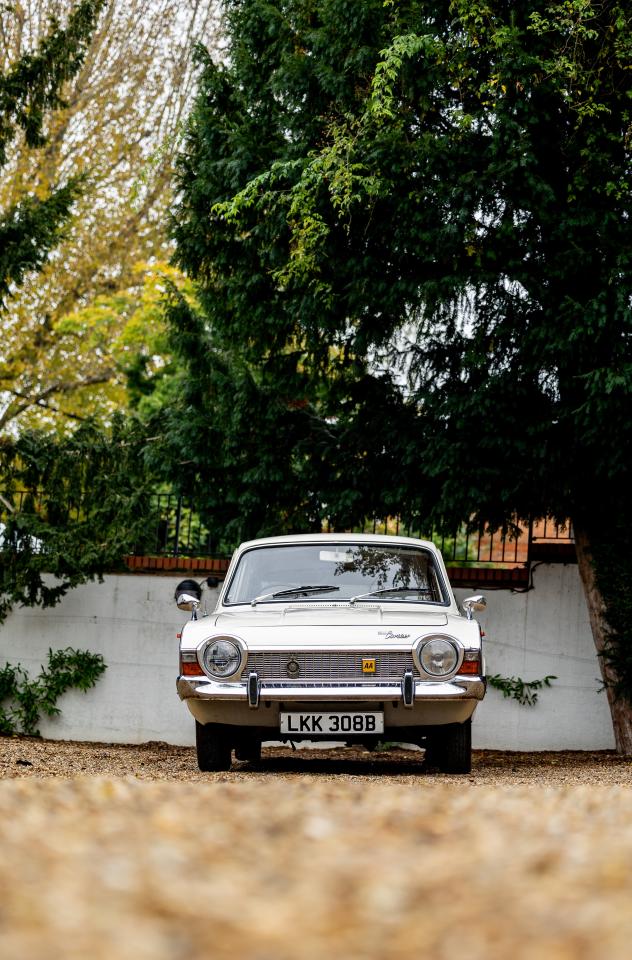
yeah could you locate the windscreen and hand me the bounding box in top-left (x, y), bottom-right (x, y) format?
top-left (224, 542), bottom-right (447, 605)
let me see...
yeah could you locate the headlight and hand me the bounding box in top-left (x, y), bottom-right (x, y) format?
top-left (419, 638), bottom-right (458, 676)
top-left (201, 638), bottom-right (242, 679)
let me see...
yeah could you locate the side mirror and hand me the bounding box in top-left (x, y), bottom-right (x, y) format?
top-left (463, 595), bottom-right (487, 620)
top-left (175, 578), bottom-right (202, 613)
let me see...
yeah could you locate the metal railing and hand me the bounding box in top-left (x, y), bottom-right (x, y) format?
top-left (316, 516), bottom-right (572, 566)
top-left (341, 518), bottom-right (529, 565)
top-left (149, 493), bottom-right (218, 558)
top-left (2, 490), bottom-right (574, 566)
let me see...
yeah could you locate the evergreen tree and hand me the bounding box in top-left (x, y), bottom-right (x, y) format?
top-left (0, 417), bottom-right (156, 622)
top-left (168, 1), bottom-right (632, 749)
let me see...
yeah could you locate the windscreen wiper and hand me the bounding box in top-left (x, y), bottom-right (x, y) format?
top-left (251, 585), bottom-right (340, 606)
top-left (349, 587), bottom-right (432, 605)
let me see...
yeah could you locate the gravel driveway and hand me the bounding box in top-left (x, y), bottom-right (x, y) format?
top-left (1, 738), bottom-right (632, 960)
top-left (1, 737), bottom-right (632, 783)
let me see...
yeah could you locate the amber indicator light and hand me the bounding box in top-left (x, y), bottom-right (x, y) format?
top-left (181, 662), bottom-right (203, 676)
top-left (457, 660), bottom-right (480, 675)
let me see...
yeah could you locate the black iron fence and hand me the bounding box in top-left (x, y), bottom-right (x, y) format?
top-left (119, 499), bottom-right (576, 565)
top-left (150, 493), bottom-right (218, 558)
top-left (326, 516), bottom-right (573, 566)
top-left (1, 490), bottom-right (574, 566)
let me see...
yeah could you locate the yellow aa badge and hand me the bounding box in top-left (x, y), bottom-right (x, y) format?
top-left (362, 657), bottom-right (376, 674)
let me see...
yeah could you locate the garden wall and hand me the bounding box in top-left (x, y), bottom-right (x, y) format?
top-left (0, 563), bottom-right (615, 750)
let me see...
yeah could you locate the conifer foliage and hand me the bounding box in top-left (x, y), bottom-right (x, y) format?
top-left (0, 417), bottom-right (155, 623)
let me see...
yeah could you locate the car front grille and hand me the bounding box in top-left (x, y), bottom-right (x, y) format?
top-left (244, 651), bottom-right (418, 682)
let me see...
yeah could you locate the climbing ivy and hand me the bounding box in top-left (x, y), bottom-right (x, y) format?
top-left (0, 647), bottom-right (107, 736)
top-left (488, 674), bottom-right (557, 707)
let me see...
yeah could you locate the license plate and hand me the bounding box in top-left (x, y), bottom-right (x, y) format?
top-left (280, 711), bottom-right (384, 735)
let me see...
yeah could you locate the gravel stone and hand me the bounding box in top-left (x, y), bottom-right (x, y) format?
top-left (1, 737), bottom-right (632, 959)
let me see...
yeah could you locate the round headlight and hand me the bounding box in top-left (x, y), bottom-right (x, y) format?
top-left (420, 638), bottom-right (458, 676)
top-left (201, 638), bottom-right (242, 678)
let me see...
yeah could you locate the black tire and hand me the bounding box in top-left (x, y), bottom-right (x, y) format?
top-left (195, 721), bottom-right (232, 772)
top-left (235, 739), bottom-right (262, 763)
top-left (425, 720), bottom-right (472, 774)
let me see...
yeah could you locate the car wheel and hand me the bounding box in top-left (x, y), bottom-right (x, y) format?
top-left (235, 739), bottom-right (262, 763)
top-left (425, 720), bottom-right (472, 774)
top-left (195, 721), bottom-right (232, 772)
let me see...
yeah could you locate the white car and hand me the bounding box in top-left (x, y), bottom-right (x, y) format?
top-left (176, 533), bottom-right (486, 773)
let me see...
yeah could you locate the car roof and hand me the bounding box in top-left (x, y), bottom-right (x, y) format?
top-left (236, 532), bottom-right (440, 553)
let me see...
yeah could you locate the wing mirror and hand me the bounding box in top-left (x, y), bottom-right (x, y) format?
top-left (463, 595), bottom-right (487, 620)
top-left (175, 579), bottom-right (203, 617)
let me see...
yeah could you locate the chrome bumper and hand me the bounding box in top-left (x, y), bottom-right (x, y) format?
top-left (177, 676), bottom-right (486, 703)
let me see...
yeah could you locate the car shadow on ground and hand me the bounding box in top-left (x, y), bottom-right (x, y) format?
top-left (230, 745), bottom-right (626, 780)
top-left (234, 746), bottom-right (440, 777)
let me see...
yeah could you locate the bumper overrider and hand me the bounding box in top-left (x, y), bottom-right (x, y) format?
top-left (177, 674), bottom-right (486, 706)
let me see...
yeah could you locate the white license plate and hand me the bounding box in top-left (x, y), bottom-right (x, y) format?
top-left (280, 711), bottom-right (384, 735)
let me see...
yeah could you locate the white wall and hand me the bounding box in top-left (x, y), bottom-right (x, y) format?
top-left (455, 563), bottom-right (614, 750)
top-left (1, 574), bottom-right (197, 747)
top-left (0, 564), bottom-right (615, 750)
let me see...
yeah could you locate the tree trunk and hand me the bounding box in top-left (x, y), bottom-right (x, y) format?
top-left (574, 525), bottom-right (632, 754)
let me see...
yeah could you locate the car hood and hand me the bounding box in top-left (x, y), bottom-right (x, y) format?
top-left (212, 606), bottom-right (450, 629)
top-left (178, 603), bottom-right (483, 652)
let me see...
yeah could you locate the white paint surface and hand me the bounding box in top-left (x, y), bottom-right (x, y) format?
top-left (455, 563), bottom-right (614, 749)
top-left (0, 565), bottom-right (615, 749)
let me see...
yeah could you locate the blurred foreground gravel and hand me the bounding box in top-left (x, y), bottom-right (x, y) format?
top-left (1, 738), bottom-right (632, 960)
